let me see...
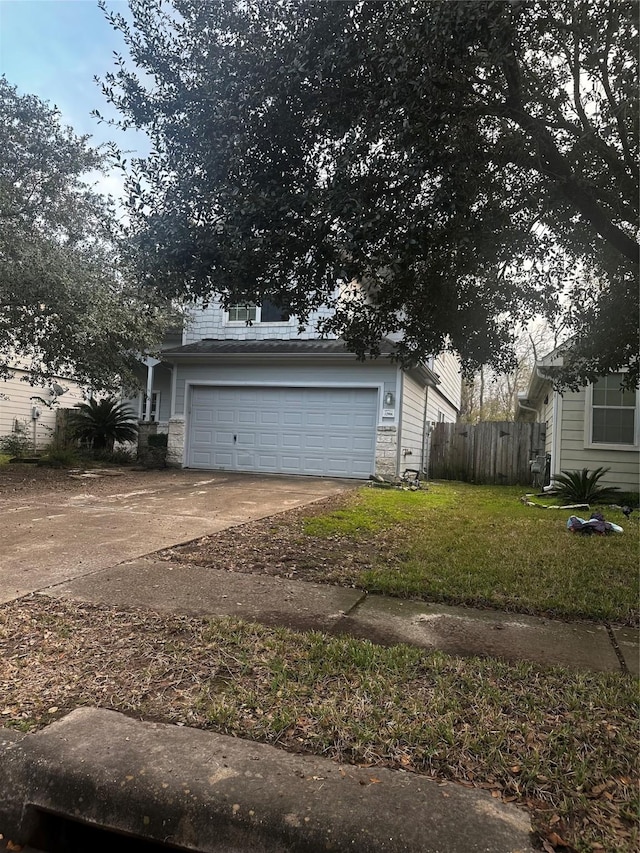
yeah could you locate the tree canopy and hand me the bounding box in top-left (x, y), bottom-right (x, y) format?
top-left (0, 77), bottom-right (174, 391)
top-left (101, 0), bottom-right (638, 386)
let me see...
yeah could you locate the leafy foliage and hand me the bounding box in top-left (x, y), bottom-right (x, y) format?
top-left (100, 0), bottom-right (638, 385)
top-left (70, 397), bottom-right (138, 452)
top-left (550, 467), bottom-right (621, 503)
top-left (0, 432), bottom-right (32, 458)
top-left (0, 77), bottom-right (175, 390)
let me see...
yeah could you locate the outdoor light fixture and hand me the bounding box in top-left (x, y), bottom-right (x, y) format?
top-left (384, 391), bottom-right (395, 407)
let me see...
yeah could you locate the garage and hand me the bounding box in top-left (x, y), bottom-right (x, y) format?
top-left (187, 385), bottom-right (378, 478)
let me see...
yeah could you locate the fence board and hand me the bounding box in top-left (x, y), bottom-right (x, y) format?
top-left (429, 421), bottom-right (546, 485)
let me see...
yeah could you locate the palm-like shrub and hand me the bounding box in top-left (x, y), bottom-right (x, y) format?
top-left (549, 467), bottom-right (620, 503)
top-left (71, 398), bottom-right (138, 453)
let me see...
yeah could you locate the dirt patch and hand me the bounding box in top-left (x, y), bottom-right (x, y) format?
top-left (155, 493), bottom-right (383, 587)
top-left (0, 464), bottom-right (200, 499)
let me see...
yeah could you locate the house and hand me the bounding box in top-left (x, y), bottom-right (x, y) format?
top-left (0, 367), bottom-right (87, 451)
top-left (137, 297), bottom-right (461, 479)
top-left (516, 348), bottom-right (640, 493)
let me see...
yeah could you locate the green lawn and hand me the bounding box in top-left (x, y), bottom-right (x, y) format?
top-left (1, 598), bottom-right (637, 852)
top-left (303, 482), bottom-right (639, 625)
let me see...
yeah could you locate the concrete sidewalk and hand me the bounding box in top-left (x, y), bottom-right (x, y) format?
top-left (44, 558), bottom-right (639, 675)
top-left (0, 471), bottom-right (351, 604)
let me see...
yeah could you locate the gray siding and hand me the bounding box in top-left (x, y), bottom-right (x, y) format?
top-left (184, 297), bottom-right (336, 344)
top-left (174, 359), bottom-right (398, 422)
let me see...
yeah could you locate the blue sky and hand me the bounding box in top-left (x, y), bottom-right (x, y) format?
top-left (0, 0), bottom-right (149, 196)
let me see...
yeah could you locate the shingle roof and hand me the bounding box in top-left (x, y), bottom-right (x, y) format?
top-left (161, 338), bottom-right (397, 357)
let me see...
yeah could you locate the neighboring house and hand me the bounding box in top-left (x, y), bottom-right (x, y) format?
top-left (137, 297), bottom-right (461, 480)
top-left (0, 367), bottom-right (87, 451)
top-left (516, 347), bottom-right (640, 493)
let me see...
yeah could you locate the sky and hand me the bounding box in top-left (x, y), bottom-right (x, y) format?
top-left (0, 0), bottom-right (150, 198)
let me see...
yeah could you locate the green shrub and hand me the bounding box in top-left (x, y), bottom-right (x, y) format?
top-left (0, 433), bottom-right (33, 458)
top-left (89, 447), bottom-right (136, 465)
top-left (37, 446), bottom-right (79, 468)
top-left (142, 432), bottom-right (168, 468)
top-left (70, 398), bottom-right (138, 452)
top-left (549, 467), bottom-right (621, 503)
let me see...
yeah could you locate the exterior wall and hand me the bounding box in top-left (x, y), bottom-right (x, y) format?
top-left (0, 370), bottom-right (87, 451)
top-left (167, 358), bottom-right (400, 474)
top-left (557, 388), bottom-right (639, 492)
top-left (172, 360), bottom-right (398, 417)
top-left (426, 385), bottom-right (459, 425)
top-left (432, 351), bottom-right (462, 412)
top-left (183, 298), bottom-right (336, 344)
top-left (123, 363), bottom-right (174, 427)
top-left (400, 373), bottom-right (426, 470)
top-left (543, 395), bottom-right (554, 456)
top-left (376, 426), bottom-right (398, 476)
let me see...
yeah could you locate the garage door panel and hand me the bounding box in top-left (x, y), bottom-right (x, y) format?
top-left (187, 385), bottom-right (378, 478)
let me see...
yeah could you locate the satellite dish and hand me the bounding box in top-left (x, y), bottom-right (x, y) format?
top-left (51, 383), bottom-right (67, 397)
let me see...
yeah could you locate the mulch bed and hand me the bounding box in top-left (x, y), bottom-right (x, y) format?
top-left (155, 493), bottom-right (384, 586)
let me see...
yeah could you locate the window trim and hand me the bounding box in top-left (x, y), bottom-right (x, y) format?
top-left (584, 375), bottom-right (639, 451)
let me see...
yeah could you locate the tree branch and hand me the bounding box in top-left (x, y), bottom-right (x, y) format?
top-left (501, 51), bottom-right (639, 264)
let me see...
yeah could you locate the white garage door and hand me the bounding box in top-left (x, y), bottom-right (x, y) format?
top-left (187, 386), bottom-right (378, 478)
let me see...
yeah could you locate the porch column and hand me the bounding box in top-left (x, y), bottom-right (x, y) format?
top-left (142, 356), bottom-right (161, 421)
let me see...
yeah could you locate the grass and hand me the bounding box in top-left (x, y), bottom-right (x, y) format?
top-left (303, 483), bottom-right (639, 625)
top-left (0, 597), bottom-right (637, 853)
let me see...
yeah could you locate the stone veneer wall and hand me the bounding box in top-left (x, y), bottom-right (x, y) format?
top-left (167, 417), bottom-right (185, 467)
top-left (375, 425), bottom-right (398, 476)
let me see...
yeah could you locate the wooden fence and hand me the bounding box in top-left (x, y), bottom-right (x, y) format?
top-left (429, 421), bottom-right (546, 485)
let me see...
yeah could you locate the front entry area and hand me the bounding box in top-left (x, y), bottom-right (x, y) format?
top-left (186, 385), bottom-right (378, 478)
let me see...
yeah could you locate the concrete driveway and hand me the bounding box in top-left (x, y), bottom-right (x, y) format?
top-left (0, 470), bottom-right (353, 604)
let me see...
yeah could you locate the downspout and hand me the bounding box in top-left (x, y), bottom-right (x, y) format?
top-left (551, 390), bottom-right (562, 482)
top-left (396, 370), bottom-right (404, 476)
top-left (421, 383), bottom-right (430, 476)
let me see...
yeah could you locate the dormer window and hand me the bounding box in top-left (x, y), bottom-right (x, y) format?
top-left (227, 304), bottom-right (257, 322)
top-left (227, 299), bottom-right (290, 324)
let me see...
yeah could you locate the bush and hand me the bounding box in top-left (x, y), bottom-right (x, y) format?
top-left (37, 446), bottom-right (79, 468)
top-left (88, 447), bottom-right (137, 465)
top-left (549, 467), bottom-right (621, 503)
top-left (142, 433), bottom-right (168, 468)
top-left (70, 398), bottom-right (138, 452)
top-left (0, 433), bottom-right (33, 458)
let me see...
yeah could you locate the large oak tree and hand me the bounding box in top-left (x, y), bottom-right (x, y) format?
top-left (0, 78), bottom-right (174, 391)
top-left (101, 0), bottom-right (638, 385)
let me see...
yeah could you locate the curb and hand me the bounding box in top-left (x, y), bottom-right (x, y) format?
top-left (1, 708), bottom-right (536, 853)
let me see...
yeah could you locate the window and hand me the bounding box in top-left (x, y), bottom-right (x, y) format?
top-left (226, 299), bottom-right (289, 324)
top-left (227, 304), bottom-right (257, 322)
top-left (140, 391), bottom-right (160, 422)
top-left (590, 374), bottom-right (636, 445)
top-left (259, 299), bottom-right (290, 322)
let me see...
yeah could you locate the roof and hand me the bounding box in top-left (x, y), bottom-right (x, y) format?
top-left (161, 338), bottom-right (398, 357)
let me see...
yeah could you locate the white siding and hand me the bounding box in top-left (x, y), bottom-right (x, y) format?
top-left (426, 385), bottom-right (458, 425)
top-left (432, 351), bottom-right (462, 412)
top-left (558, 388), bottom-right (639, 492)
top-left (0, 371), bottom-right (87, 450)
top-left (400, 373), bottom-right (426, 469)
top-left (184, 297), bottom-right (336, 344)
